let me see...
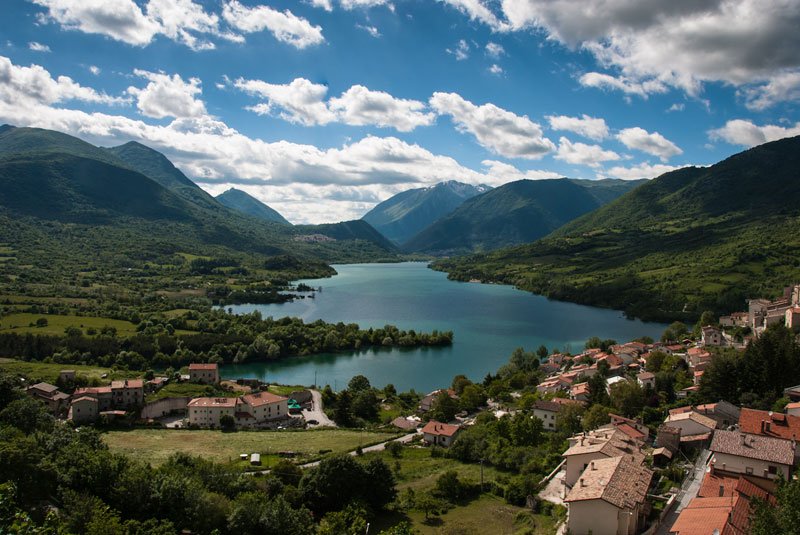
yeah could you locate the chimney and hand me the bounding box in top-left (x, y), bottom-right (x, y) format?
top-left (580, 478), bottom-right (585, 487)
top-left (740, 433), bottom-right (747, 446)
top-left (591, 461), bottom-right (596, 470)
top-left (761, 420), bottom-right (766, 433)
top-left (766, 422), bottom-right (772, 433)
top-left (719, 485), bottom-right (725, 497)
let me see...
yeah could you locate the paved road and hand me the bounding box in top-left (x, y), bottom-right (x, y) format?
top-left (302, 389), bottom-right (336, 428)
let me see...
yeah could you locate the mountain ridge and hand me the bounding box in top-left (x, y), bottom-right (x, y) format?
top-left (216, 187), bottom-right (291, 225)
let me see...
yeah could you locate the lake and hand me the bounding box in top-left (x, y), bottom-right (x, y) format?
top-left (222, 262), bottom-right (666, 393)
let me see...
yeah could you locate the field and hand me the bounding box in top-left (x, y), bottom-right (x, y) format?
top-left (103, 428), bottom-right (399, 467)
top-left (0, 312), bottom-right (139, 337)
top-left (0, 358), bottom-right (127, 383)
top-left (144, 382), bottom-right (239, 402)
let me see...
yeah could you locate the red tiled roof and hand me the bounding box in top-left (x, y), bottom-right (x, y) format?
top-left (188, 397), bottom-right (237, 408)
top-left (189, 363), bottom-right (219, 370)
top-left (711, 429), bottom-right (795, 466)
top-left (671, 497), bottom-right (734, 535)
top-left (669, 405), bottom-right (693, 416)
top-left (615, 422), bottom-right (646, 441)
top-left (74, 386), bottom-right (112, 396)
top-left (111, 379), bottom-right (144, 389)
top-left (422, 420), bottom-right (461, 437)
top-left (242, 391), bottom-right (287, 407)
top-left (698, 470), bottom-right (740, 498)
top-left (738, 407), bottom-right (800, 441)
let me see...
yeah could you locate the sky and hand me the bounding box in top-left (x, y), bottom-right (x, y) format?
top-left (1, 0), bottom-right (799, 224)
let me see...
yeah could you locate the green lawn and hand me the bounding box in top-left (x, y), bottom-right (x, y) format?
top-left (103, 428), bottom-right (399, 467)
top-left (144, 382), bottom-right (240, 402)
top-left (267, 384), bottom-right (307, 396)
top-left (0, 358), bottom-right (128, 384)
top-left (0, 313), bottom-right (139, 337)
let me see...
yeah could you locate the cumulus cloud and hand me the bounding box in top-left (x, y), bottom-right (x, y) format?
top-left (616, 127), bottom-right (682, 161)
top-left (88, 65), bottom-right (101, 75)
top-left (32, 0), bottom-right (322, 51)
top-left (740, 70), bottom-right (800, 111)
top-left (356, 24), bottom-right (381, 38)
top-left (481, 159), bottom-right (561, 185)
top-left (488, 64), bottom-right (503, 75)
top-left (28, 42), bottom-right (51, 52)
top-left (497, 0), bottom-right (800, 105)
top-left (555, 136), bottom-right (619, 167)
top-left (221, 1), bottom-right (324, 49)
top-left (234, 77), bottom-right (335, 126)
top-left (0, 55), bottom-right (128, 107)
top-left (708, 119), bottom-right (800, 147)
top-left (127, 70), bottom-right (206, 119)
top-left (308, 0), bottom-right (333, 11)
top-left (603, 162), bottom-right (682, 180)
top-left (485, 42), bottom-right (504, 58)
top-left (329, 86), bottom-right (434, 131)
top-left (447, 39), bottom-right (470, 61)
top-left (546, 114), bottom-right (608, 141)
top-left (667, 103), bottom-right (684, 113)
top-left (430, 92), bottom-right (554, 159)
top-left (439, 0), bottom-right (510, 32)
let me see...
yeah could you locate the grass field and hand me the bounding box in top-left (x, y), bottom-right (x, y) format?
top-left (145, 382), bottom-right (239, 402)
top-left (0, 358), bottom-right (127, 383)
top-left (103, 428), bottom-right (399, 467)
top-left (0, 313), bottom-right (138, 337)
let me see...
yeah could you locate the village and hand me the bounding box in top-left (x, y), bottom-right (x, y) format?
top-left (12, 284), bottom-right (800, 534)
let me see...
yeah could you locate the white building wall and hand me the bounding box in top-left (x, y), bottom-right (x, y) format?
top-left (712, 451), bottom-right (790, 480)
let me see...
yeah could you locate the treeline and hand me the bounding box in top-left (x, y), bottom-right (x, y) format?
top-left (0, 376), bottom-right (400, 534)
top-left (0, 310), bottom-right (453, 371)
top-left (699, 323), bottom-right (800, 410)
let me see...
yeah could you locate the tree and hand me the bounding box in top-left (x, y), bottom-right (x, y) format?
top-left (510, 412), bottom-right (543, 446)
top-left (582, 404), bottom-right (612, 431)
top-left (510, 348), bottom-right (539, 372)
top-left (319, 504), bottom-right (369, 535)
top-left (536, 345), bottom-right (549, 359)
top-left (434, 471), bottom-right (465, 502)
top-left (587, 374), bottom-right (610, 406)
top-left (429, 391), bottom-right (459, 422)
top-left (347, 375), bottom-right (371, 393)
top-left (661, 321), bottom-right (688, 343)
top-left (451, 375), bottom-right (472, 396)
top-left (219, 414), bottom-right (236, 432)
top-left (555, 403), bottom-right (585, 435)
top-left (332, 390), bottom-right (353, 427)
top-left (351, 389), bottom-right (379, 421)
top-left (385, 440), bottom-right (403, 458)
top-left (609, 381), bottom-right (645, 418)
top-left (750, 476), bottom-right (800, 535)
top-left (459, 384), bottom-right (486, 412)
top-left (415, 491), bottom-right (445, 521)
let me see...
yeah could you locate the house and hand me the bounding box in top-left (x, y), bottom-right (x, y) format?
top-left (701, 326), bottom-right (725, 346)
top-left (563, 429), bottom-right (644, 487)
top-left (240, 391), bottom-right (288, 424)
top-left (421, 420), bottom-right (461, 447)
top-left (636, 371), bottom-right (655, 389)
top-left (570, 382), bottom-right (590, 402)
top-left (187, 397), bottom-right (238, 427)
top-left (189, 363), bottom-right (220, 385)
top-left (695, 400), bottom-right (740, 428)
top-left (664, 411), bottom-right (717, 446)
top-left (786, 307), bottom-right (800, 329)
top-left (111, 379), bottom-right (144, 409)
top-left (710, 429), bottom-right (795, 480)
top-left (532, 400), bottom-right (562, 431)
top-left (784, 384), bottom-right (800, 402)
top-left (786, 401), bottom-right (800, 417)
top-left (25, 382), bottom-right (70, 415)
top-left (73, 386), bottom-right (113, 411)
top-left (604, 376), bottom-right (627, 394)
top-left (738, 407), bottom-right (800, 461)
top-left (391, 417), bottom-right (419, 431)
top-left (537, 378), bottom-right (563, 395)
top-left (565, 455), bottom-right (653, 535)
top-left (677, 385), bottom-right (699, 398)
top-left (419, 389), bottom-right (458, 412)
top-left (656, 425), bottom-right (681, 455)
top-left (68, 396), bottom-right (98, 424)
top-left (608, 413), bottom-right (650, 441)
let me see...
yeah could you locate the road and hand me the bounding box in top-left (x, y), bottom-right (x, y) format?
top-left (302, 389), bottom-right (336, 428)
top-left (655, 449), bottom-right (711, 535)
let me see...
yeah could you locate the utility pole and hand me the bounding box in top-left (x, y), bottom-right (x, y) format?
top-left (480, 459), bottom-right (484, 492)
top-left (314, 370), bottom-right (317, 389)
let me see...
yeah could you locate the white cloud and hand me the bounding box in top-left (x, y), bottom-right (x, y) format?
top-left (481, 159), bottom-right (561, 185)
top-left (578, 72), bottom-right (667, 98)
top-left (709, 119), bottom-right (800, 147)
top-left (28, 42), bottom-right (51, 52)
top-left (603, 162), bottom-right (681, 180)
top-left (329, 85), bottom-right (434, 132)
top-left (447, 39), bottom-right (470, 61)
top-left (234, 77), bottom-right (335, 126)
top-left (88, 65), bottom-right (101, 75)
top-left (485, 42), bottom-right (504, 57)
top-left (127, 70), bottom-right (206, 119)
top-left (555, 136), bottom-right (619, 167)
top-left (429, 91), bottom-right (555, 159)
top-left (221, 1), bottom-right (324, 49)
top-left (740, 70), bottom-right (800, 111)
top-left (616, 127), bottom-right (682, 161)
top-left (32, 0), bottom-right (323, 51)
top-left (308, 0), bottom-right (333, 11)
top-left (667, 103), bottom-right (684, 113)
top-left (488, 64), bottom-right (503, 75)
top-left (497, 0), bottom-right (800, 104)
top-left (546, 114), bottom-right (608, 141)
top-left (340, 0), bottom-right (393, 9)
top-left (439, 0), bottom-right (510, 32)
top-left (356, 24), bottom-right (381, 38)
top-left (0, 55), bottom-right (128, 107)
top-left (32, 0), bottom-right (160, 46)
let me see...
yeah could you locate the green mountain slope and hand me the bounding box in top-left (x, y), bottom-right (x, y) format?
top-left (0, 125), bottom-right (398, 267)
top-left (216, 188), bottom-right (291, 225)
top-left (362, 180), bottom-right (490, 244)
top-left (405, 178), bottom-right (643, 254)
top-left (295, 220), bottom-right (399, 253)
top-left (433, 136), bottom-right (800, 322)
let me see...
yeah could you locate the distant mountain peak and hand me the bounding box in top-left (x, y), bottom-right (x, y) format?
top-left (216, 187), bottom-right (291, 225)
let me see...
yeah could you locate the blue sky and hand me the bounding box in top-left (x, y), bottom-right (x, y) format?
top-left (1, 0), bottom-right (799, 223)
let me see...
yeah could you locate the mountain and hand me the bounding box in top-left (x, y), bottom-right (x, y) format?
top-left (0, 125), bottom-right (398, 267)
top-left (295, 220), bottom-right (397, 252)
top-left (433, 136), bottom-right (800, 322)
top-left (362, 180), bottom-right (490, 245)
top-left (216, 188), bottom-right (291, 225)
top-left (405, 178), bottom-right (644, 254)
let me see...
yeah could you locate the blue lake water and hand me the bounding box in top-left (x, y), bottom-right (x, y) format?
top-left (222, 262), bottom-right (666, 392)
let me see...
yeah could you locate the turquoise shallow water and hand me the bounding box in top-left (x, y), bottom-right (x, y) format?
top-left (222, 262), bottom-right (666, 392)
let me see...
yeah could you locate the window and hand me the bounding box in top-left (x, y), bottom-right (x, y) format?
top-left (746, 467), bottom-right (753, 475)
top-left (769, 466), bottom-right (778, 475)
